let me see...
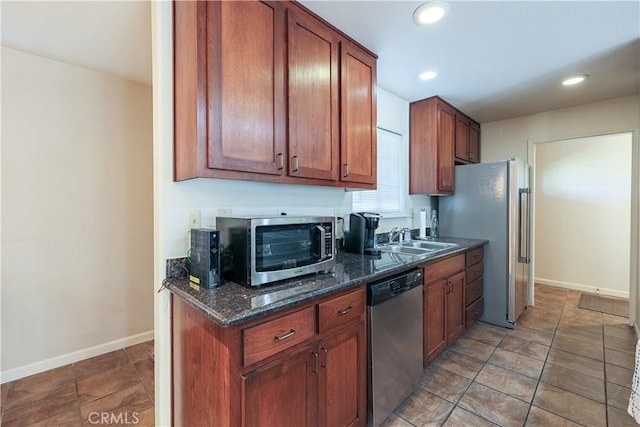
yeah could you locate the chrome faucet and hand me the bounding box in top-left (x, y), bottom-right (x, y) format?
top-left (388, 226), bottom-right (400, 243)
top-left (388, 227), bottom-right (411, 243)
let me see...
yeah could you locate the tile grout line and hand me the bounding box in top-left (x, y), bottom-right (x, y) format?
top-left (522, 290), bottom-right (566, 425)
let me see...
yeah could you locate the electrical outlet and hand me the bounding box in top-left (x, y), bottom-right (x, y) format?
top-left (188, 209), bottom-right (201, 230)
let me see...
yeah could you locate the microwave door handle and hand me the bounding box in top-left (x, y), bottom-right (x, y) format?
top-left (315, 225), bottom-right (333, 261)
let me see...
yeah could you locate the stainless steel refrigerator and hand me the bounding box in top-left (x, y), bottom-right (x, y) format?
top-left (439, 158), bottom-right (531, 329)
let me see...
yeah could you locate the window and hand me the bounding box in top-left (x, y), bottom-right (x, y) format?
top-left (352, 128), bottom-right (406, 217)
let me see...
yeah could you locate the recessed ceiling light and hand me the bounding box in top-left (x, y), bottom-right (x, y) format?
top-left (413, 1), bottom-right (450, 25)
top-left (562, 74), bottom-right (589, 86)
top-left (419, 71), bottom-right (438, 81)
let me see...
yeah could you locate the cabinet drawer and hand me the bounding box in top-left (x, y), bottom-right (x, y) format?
top-left (465, 296), bottom-right (483, 328)
top-left (465, 278), bottom-right (483, 306)
top-left (466, 247), bottom-right (483, 267)
top-left (243, 306), bottom-right (316, 367)
top-left (424, 254), bottom-right (465, 284)
top-left (318, 287), bottom-right (365, 334)
top-left (466, 263), bottom-right (484, 284)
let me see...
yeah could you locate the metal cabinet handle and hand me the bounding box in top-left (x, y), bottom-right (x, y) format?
top-left (343, 163), bottom-right (349, 177)
top-left (321, 347), bottom-right (328, 368)
top-left (469, 151), bottom-right (474, 160)
top-left (274, 329), bottom-right (296, 341)
top-left (292, 156), bottom-right (299, 173)
top-left (277, 153), bottom-right (284, 170)
top-left (312, 351), bottom-right (319, 373)
top-left (338, 306), bottom-right (353, 316)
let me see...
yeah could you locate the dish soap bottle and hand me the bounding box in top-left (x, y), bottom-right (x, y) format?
top-left (430, 209), bottom-right (438, 238)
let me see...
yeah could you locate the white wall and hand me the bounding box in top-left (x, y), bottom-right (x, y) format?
top-left (481, 96), bottom-right (639, 162)
top-left (535, 133), bottom-right (632, 297)
top-left (1, 47), bottom-right (154, 381)
top-left (481, 95), bottom-right (639, 330)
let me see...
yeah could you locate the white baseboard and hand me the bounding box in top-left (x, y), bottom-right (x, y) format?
top-left (535, 278), bottom-right (629, 299)
top-left (0, 330), bottom-right (154, 384)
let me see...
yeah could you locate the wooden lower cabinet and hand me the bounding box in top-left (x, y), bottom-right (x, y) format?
top-left (243, 347), bottom-right (317, 426)
top-left (424, 280), bottom-right (447, 363)
top-left (172, 286), bottom-right (366, 427)
top-left (318, 325), bottom-right (366, 427)
top-left (446, 271), bottom-right (466, 344)
top-left (423, 252), bottom-right (474, 366)
top-left (245, 322), bottom-right (366, 427)
top-left (464, 247), bottom-right (484, 328)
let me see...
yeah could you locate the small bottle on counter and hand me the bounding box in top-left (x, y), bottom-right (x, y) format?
top-left (430, 209), bottom-right (438, 238)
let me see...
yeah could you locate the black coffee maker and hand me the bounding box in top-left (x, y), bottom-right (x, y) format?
top-left (345, 212), bottom-right (382, 255)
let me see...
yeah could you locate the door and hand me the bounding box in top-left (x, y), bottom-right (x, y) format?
top-left (424, 280), bottom-right (447, 365)
top-left (340, 39), bottom-right (377, 185)
top-left (207, 1), bottom-right (286, 175)
top-left (469, 121), bottom-right (480, 163)
top-left (318, 324), bottom-right (366, 427)
top-left (446, 271), bottom-right (466, 343)
top-left (242, 348), bottom-right (317, 427)
top-left (455, 114), bottom-right (470, 162)
top-left (287, 8), bottom-right (339, 181)
top-left (437, 103), bottom-right (456, 193)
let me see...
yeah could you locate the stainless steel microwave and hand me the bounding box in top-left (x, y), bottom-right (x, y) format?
top-left (217, 216), bottom-right (335, 287)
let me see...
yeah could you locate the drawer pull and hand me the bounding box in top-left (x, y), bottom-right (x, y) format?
top-left (274, 329), bottom-right (296, 341)
top-left (473, 310), bottom-right (481, 315)
top-left (338, 306), bottom-right (353, 316)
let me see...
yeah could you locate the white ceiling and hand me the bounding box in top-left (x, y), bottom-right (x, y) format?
top-left (1, 1), bottom-right (151, 85)
top-left (1, 1), bottom-right (638, 122)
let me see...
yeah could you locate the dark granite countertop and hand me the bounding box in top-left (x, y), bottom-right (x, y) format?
top-left (167, 237), bottom-right (487, 327)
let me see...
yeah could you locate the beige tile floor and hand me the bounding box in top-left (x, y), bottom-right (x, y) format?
top-left (0, 341), bottom-right (154, 426)
top-left (384, 284), bottom-right (639, 427)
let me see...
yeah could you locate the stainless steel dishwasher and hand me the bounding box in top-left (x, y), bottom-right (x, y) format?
top-left (367, 268), bottom-right (423, 426)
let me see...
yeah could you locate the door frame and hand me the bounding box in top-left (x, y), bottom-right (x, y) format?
top-left (527, 129), bottom-right (638, 328)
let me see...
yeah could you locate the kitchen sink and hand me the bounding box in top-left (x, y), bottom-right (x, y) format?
top-left (405, 241), bottom-right (458, 250)
top-left (378, 245), bottom-right (434, 255)
top-left (379, 240), bottom-right (459, 256)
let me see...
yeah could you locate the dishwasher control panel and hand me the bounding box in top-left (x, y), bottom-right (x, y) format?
top-left (367, 268), bottom-right (422, 306)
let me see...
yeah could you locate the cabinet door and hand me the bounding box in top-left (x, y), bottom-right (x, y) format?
top-left (340, 40), bottom-right (377, 185)
top-left (243, 348), bottom-right (317, 427)
top-left (455, 114), bottom-right (470, 162)
top-left (446, 271), bottom-right (466, 344)
top-left (469, 121), bottom-right (480, 163)
top-left (318, 323), bottom-right (366, 427)
top-left (436, 102), bottom-right (455, 193)
top-left (424, 280), bottom-right (447, 365)
top-left (287, 8), bottom-right (339, 181)
top-left (207, 1), bottom-right (286, 175)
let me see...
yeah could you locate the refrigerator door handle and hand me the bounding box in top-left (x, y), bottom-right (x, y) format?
top-left (518, 188), bottom-right (531, 263)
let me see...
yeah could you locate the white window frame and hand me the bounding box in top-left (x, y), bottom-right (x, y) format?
top-left (352, 127), bottom-right (408, 218)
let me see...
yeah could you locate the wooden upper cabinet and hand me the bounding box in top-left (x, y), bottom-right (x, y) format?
top-left (340, 40), bottom-right (377, 185)
top-left (469, 121), bottom-right (481, 163)
top-left (438, 104), bottom-right (456, 193)
top-left (455, 114), bottom-right (470, 161)
top-left (287, 8), bottom-right (339, 181)
top-left (410, 96), bottom-right (481, 194)
top-left (409, 96), bottom-right (455, 195)
top-left (207, 1), bottom-right (286, 175)
top-left (455, 114), bottom-right (481, 164)
top-left (174, 0), bottom-right (377, 189)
